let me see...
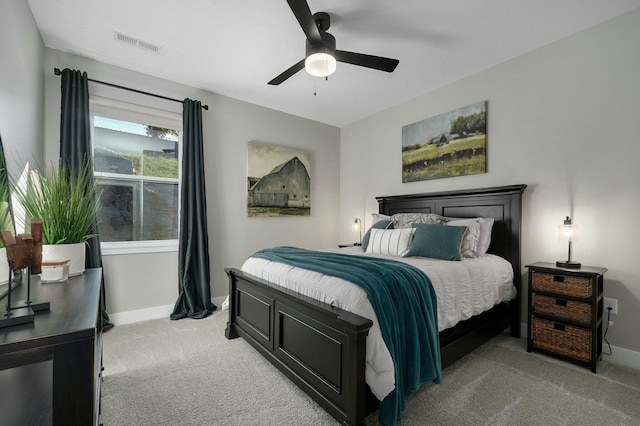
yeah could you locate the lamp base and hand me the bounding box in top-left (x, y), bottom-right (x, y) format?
top-left (556, 260), bottom-right (582, 269)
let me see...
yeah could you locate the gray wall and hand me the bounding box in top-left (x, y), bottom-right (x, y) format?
top-left (0, 0), bottom-right (44, 174)
top-left (340, 10), bottom-right (640, 355)
top-left (42, 50), bottom-right (340, 316)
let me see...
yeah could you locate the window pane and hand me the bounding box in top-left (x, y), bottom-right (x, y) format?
top-left (92, 112), bottom-right (180, 247)
top-left (94, 116), bottom-right (178, 178)
top-left (97, 181), bottom-right (138, 242)
top-left (142, 181), bottom-right (178, 240)
top-left (96, 180), bottom-right (178, 242)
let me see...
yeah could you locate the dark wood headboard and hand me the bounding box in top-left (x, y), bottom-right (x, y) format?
top-left (376, 184), bottom-right (527, 291)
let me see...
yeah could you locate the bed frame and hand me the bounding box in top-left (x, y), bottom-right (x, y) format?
top-left (225, 184), bottom-right (526, 425)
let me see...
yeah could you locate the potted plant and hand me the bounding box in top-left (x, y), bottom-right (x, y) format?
top-left (11, 160), bottom-right (100, 276)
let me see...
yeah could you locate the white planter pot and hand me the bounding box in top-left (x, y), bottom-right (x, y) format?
top-left (42, 243), bottom-right (86, 276)
top-left (0, 247), bottom-right (9, 285)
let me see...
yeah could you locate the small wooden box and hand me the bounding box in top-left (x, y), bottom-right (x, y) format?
top-left (40, 259), bottom-right (70, 283)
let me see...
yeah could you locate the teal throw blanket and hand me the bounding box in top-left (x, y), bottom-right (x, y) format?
top-left (251, 246), bottom-right (442, 425)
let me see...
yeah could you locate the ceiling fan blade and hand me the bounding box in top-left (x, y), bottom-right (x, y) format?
top-left (335, 50), bottom-right (399, 73)
top-left (268, 59), bottom-right (306, 85)
top-left (286, 0), bottom-right (322, 45)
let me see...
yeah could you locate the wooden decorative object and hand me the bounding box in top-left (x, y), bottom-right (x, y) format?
top-left (0, 231), bottom-right (36, 328)
top-left (13, 234), bottom-right (33, 271)
top-left (31, 218), bottom-right (43, 275)
top-left (0, 218), bottom-right (51, 322)
top-left (0, 230), bottom-right (16, 264)
top-left (0, 220), bottom-right (44, 272)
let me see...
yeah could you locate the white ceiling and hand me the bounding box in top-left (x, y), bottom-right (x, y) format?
top-left (28, 0), bottom-right (640, 128)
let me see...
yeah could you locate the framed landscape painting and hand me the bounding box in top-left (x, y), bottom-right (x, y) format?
top-left (247, 142), bottom-right (311, 217)
top-left (402, 101), bottom-right (487, 183)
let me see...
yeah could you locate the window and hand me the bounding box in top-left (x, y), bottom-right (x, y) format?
top-left (90, 98), bottom-right (182, 254)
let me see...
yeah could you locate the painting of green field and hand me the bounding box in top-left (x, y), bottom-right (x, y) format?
top-left (403, 136), bottom-right (486, 182)
top-left (402, 101), bottom-right (487, 183)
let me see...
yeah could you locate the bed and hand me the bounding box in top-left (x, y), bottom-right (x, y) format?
top-left (225, 184), bottom-right (526, 425)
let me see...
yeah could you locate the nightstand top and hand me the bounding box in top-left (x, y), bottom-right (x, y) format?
top-left (526, 261), bottom-right (607, 276)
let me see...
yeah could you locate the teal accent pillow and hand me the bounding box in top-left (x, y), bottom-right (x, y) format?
top-left (405, 223), bottom-right (465, 261)
top-left (362, 219), bottom-right (393, 251)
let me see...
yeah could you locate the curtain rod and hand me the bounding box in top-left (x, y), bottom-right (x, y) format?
top-left (53, 68), bottom-right (209, 110)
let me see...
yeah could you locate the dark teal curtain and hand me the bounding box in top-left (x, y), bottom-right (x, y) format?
top-left (170, 99), bottom-right (216, 320)
top-left (59, 68), bottom-right (113, 331)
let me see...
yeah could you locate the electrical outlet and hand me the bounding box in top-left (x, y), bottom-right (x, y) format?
top-left (604, 297), bottom-right (618, 315)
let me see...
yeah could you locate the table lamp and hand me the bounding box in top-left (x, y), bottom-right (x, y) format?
top-left (556, 216), bottom-right (581, 268)
top-left (353, 218), bottom-right (362, 246)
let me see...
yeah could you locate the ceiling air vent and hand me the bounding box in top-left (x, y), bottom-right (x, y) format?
top-left (113, 31), bottom-right (161, 54)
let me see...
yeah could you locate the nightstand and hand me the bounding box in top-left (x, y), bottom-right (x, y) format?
top-left (526, 262), bottom-right (607, 373)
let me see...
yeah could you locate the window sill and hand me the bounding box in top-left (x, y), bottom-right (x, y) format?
top-left (101, 240), bottom-right (178, 256)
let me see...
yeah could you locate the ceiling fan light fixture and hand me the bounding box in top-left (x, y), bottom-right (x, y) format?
top-left (268, 7), bottom-right (398, 85)
top-left (305, 52), bottom-right (336, 77)
top-left (304, 31), bottom-right (337, 78)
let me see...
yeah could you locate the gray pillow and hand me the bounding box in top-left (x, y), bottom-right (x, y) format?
top-left (391, 212), bottom-right (448, 229)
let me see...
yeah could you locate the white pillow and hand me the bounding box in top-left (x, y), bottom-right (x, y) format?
top-left (371, 213), bottom-right (391, 225)
top-left (476, 218), bottom-right (494, 256)
top-left (447, 218), bottom-right (482, 258)
top-left (365, 228), bottom-right (416, 257)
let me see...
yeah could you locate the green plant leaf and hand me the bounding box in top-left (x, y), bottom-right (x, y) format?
top-left (11, 160), bottom-right (101, 245)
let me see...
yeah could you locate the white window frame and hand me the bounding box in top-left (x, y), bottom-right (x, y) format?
top-left (90, 96), bottom-right (182, 255)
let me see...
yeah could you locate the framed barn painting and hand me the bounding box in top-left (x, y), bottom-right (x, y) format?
top-left (247, 142), bottom-right (311, 217)
top-left (402, 101), bottom-right (487, 183)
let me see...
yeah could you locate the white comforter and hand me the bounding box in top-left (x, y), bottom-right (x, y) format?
top-left (240, 247), bottom-right (515, 401)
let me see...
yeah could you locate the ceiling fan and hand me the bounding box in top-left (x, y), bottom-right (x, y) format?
top-left (268, 0), bottom-right (400, 85)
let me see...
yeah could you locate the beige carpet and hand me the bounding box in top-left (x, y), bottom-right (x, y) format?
top-left (101, 310), bottom-right (640, 425)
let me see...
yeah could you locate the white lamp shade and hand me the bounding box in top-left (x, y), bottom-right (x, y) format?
top-left (558, 224), bottom-right (579, 242)
top-left (305, 52), bottom-right (337, 77)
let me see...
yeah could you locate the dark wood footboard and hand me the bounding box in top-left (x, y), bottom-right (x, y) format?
top-left (226, 268), bottom-right (515, 425)
top-left (225, 268), bottom-right (373, 426)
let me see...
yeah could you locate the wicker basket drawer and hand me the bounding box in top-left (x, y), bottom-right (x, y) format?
top-left (533, 294), bottom-right (591, 324)
top-left (532, 272), bottom-right (592, 298)
top-left (532, 318), bottom-right (591, 362)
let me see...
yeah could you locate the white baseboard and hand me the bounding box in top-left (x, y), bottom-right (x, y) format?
top-left (109, 304), bottom-right (174, 326)
top-left (520, 322), bottom-right (640, 371)
top-left (602, 345), bottom-right (640, 371)
top-left (109, 296), bottom-right (227, 326)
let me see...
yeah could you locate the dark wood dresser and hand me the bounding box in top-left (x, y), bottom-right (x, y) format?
top-left (0, 268), bottom-right (103, 425)
top-left (526, 262), bottom-right (606, 373)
